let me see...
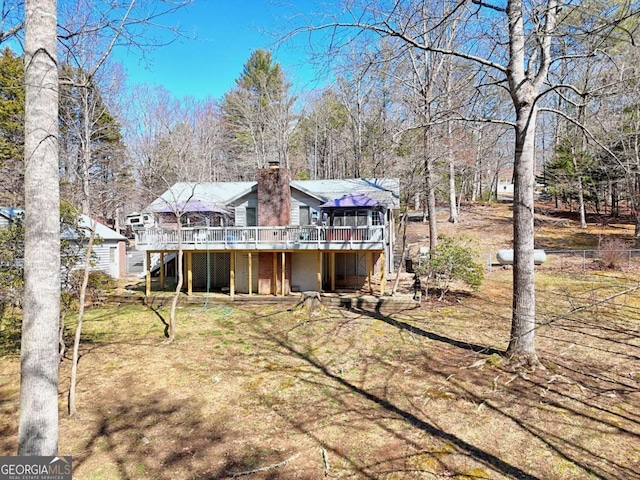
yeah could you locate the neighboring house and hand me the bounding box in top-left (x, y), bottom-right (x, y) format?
top-left (0, 207), bottom-right (24, 228)
top-left (1, 209), bottom-right (127, 279)
top-left (62, 214), bottom-right (127, 279)
top-left (135, 163), bottom-right (400, 297)
top-left (497, 181), bottom-right (514, 195)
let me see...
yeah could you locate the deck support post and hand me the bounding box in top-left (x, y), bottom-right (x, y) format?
top-left (272, 252), bottom-right (277, 295)
top-left (187, 251), bottom-right (193, 296)
top-left (281, 251), bottom-right (286, 296)
top-left (330, 252), bottom-right (336, 292)
top-left (159, 252), bottom-right (165, 289)
top-left (145, 250), bottom-right (151, 296)
top-left (230, 252), bottom-right (235, 299)
top-left (367, 251), bottom-right (373, 294)
top-left (248, 252), bottom-right (253, 296)
top-left (316, 251), bottom-right (322, 292)
top-left (380, 251), bottom-right (386, 296)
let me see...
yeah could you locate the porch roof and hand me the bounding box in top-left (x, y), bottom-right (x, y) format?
top-left (320, 193), bottom-right (379, 208)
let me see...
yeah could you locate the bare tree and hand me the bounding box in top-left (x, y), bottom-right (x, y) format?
top-left (68, 219), bottom-right (97, 417)
top-left (298, 89), bottom-right (352, 179)
top-left (19, 0), bottom-right (60, 455)
top-left (292, 0), bottom-right (639, 366)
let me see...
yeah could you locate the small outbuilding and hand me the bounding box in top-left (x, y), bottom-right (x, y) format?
top-left (62, 214), bottom-right (128, 279)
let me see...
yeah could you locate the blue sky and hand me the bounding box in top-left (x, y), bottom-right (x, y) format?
top-left (115, 0), bottom-right (329, 101)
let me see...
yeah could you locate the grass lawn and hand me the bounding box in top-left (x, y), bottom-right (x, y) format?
top-left (1, 203), bottom-right (639, 479)
top-left (1, 268), bottom-right (639, 479)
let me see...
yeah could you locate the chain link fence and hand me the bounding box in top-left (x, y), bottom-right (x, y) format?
top-left (487, 249), bottom-right (640, 271)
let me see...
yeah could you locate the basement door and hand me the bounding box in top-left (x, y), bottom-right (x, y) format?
top-left (235, 253), bottom-right (259, 294)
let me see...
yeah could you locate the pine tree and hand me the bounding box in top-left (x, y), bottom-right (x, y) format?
top-left (0, 47), bottom-right (25, 206)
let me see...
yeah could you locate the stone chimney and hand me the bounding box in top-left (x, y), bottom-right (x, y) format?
top-left (257, 162), bottom-right (291, 226)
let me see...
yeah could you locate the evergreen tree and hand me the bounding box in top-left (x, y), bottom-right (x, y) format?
top-left (0, 48), bottom-right (25, 206)
top-left (58, 64), bottom-right (131, 220)
top-left (221, 49), bottom-right (295, 171)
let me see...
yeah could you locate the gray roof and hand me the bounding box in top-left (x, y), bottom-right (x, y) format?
top-left (62, 214), bottom-right (126, 241)
top-left (146, 178), bottom-right (400, 212)
top-left (0, 207), bottom-right (24, 221)
top-left (147, 182), bottom-right (254, 213)
top-left (292, 178), bottom-right (400, 209)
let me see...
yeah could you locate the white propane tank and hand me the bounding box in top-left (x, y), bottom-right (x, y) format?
top-left (497, 249), bottom-right (546, 265)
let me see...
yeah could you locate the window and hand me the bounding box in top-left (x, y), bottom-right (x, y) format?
top-left (331, 210), bottom-right (369, 227)
top-left (246, 207), bottom-right (257, 226)
top-left (372, 210), bottom-right (384, 226)
top-left (299, 206), bottom-right (310, 225)
top-left (109, 247), bottom-right (116, 263)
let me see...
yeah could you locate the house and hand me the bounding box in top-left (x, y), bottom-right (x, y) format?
top-left (497, 181), bottom-right (514, 195)
top-left (0, 209), bottom-right (127, 279)
top-left (0, 207), bottom-right (23, 228)
top-left (135, 163), bottom-right (400, 297)
top-left (62, 214), bottom-right (127, 279)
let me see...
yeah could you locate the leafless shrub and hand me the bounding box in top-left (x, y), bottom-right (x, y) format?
top-left (597, 236), bottom-right (631, 269)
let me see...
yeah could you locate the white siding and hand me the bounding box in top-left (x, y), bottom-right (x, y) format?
top-left (231, 194), bottom-right (257, 227)
top-left (292, 252), bottom-right (318, 292)
top-left (92, 243), bottom-right (111, 273)
top-left (235, 206), bottom-right (247, 227)
top-left (290, 190), bottom-right (322, 226)
top-left (290, 197), bottom-right (300, 226)
top-left (65, 239), bottom-right (121, 278)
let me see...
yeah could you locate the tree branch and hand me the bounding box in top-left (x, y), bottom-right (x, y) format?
top-left (228, 452), bottom-right (301, 478)
top-left (287, 21), bottom-right (508, 74)
top-left (471, 0), bottom-right (506, 13)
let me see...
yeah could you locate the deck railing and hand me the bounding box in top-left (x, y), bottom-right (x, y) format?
top-left (135, 225), bottom-right (385, 251)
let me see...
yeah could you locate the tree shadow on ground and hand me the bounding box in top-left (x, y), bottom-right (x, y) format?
top-left (0, 384), bottom-right (19, 455)
top-left (339, 297), bottom-right (503, 356)
top-left (248, 299), bottom-right (639, 479)
top-left (255, 323), bottom-right (541, 480)
top-left (69, 388), bottom-right (315, 479)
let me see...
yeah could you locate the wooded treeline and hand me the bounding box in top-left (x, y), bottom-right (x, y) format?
top-left (0, 2), bottom-right (636, 237)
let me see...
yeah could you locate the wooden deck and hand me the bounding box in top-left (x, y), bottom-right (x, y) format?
top-left (135, 225), bottom-right (386, 251)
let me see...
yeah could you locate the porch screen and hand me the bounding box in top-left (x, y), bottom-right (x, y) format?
top-left (332, 210), bottom-right (368, 227)
top-left (192, 253), bottom-right (231, 290)
top-left (329, 252), bottom-right (367, 289)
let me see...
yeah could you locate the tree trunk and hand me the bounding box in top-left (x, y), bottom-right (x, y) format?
top-left (502, 0), bottom-right (557, 368)
top-left (69, 219), bottom-right (97, 416)
top-left (574, 97), bottom-right (587, 229)
top-left (391, 208), bottom-right (409, 296)
top-left (423, 119), bottom-right (438, 251)
top-left (168, 217), bottom-right (183, 343)
top-left (448, 152), bottom-right (458, 224)
top-left (506, 105), bottom-right (541, 367)
top-left (576, 174), bottom-right (587, 229)
top-left (19, 0), bottom-right (60, 456)
top-left (81, 75), bottom-right (91, 216)
top-left (445, 66), bottom-right (458, 223)
top-left (425, 155), bottom-right (438, 251)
